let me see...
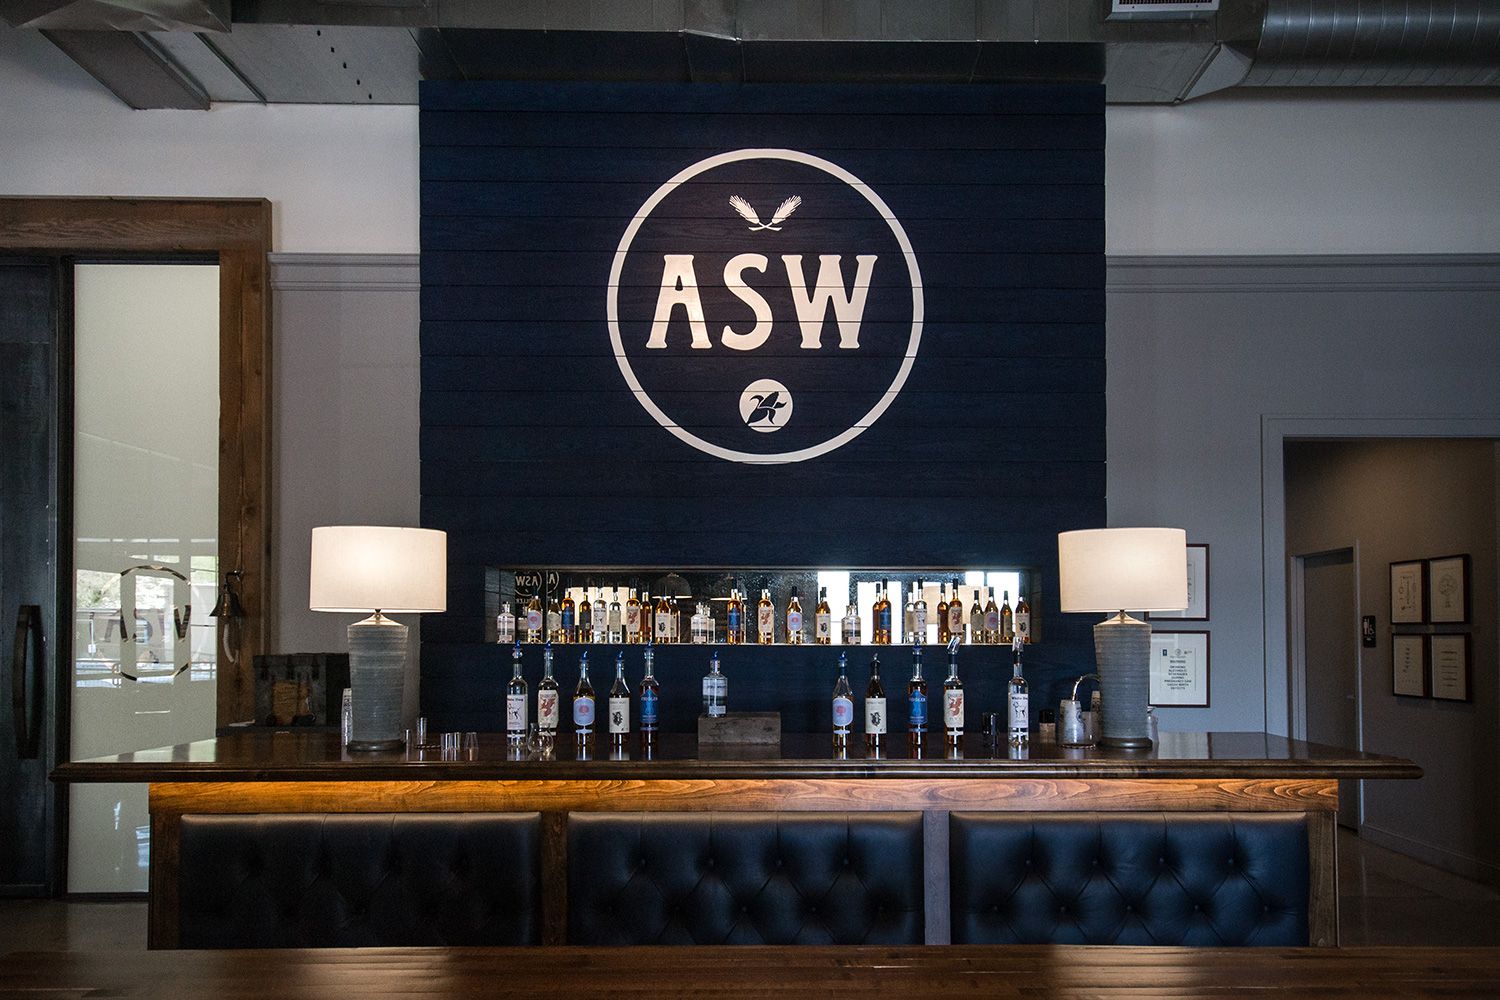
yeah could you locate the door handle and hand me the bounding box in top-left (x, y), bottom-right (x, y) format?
top-left (12, 604), bottom-right (43, 760)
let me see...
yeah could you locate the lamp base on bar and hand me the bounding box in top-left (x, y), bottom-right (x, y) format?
top-left (347, 612), bottom-right (408, 753)
top-left (1095, 611), bottom-right (1153, 750)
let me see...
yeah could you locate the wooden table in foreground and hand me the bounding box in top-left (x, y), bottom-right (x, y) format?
top-left (52, 730), bottom-right (1420, 948)
top-left (3, 946), bottom-right (1496, 999)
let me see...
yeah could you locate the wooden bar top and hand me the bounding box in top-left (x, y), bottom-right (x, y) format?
top-left (0, 946), bottom-right (1494, 998)
top-left (52, 729), bottom-right (1420, 783)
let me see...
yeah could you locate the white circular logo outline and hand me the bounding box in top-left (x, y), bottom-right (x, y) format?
top-left (607, 148), bottom-right (924, 465)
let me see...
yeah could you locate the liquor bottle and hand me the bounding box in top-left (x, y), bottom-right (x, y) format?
top-left (786, 587), bottom-right (804, 645)
top-left (865, 653), bottom-right (887, 753)
top-left (831, 651), bottom-right (854, 749)
top-left (1015, 592), bottom-right (1032, 644)
top-left (907, 640), bottom-right (928, 748)
top-left (983, 589), bottom-right (1000, 645)
top-left (873, 578), bottom-right (892, 645)
top-left (1007, 634), bottom-right (1029, 746)
top-left (654, 591), bottom-right (673, 644)
top-left (639, 643), bottom-right (660, 745)
top-left (571, 590), bottom-right (586, 644)
top-left (913, 580), bottom-right (928, 644)
top-left (942, 638), bottom-right (964, 747)
top-left (592, 589), bottom-right (609, 644)
top-left (607, 588), bottom-right (624, 644)
top-left (608, 651), bottom-right (631, 750)
top-left (666, 593), bottom-right (681, 644)
top-left (814, 586), bottom-right (832, 645)
top-left (506, 641), bottom-right (528, 744)
top-left (690, 602), bottom-right (707, 644)
top-left (936, 583), bottom-right (950, 644)
top-left (573, 651), bottom-right (595, 741)
top-left (1000, 590), bottom-right (1014, 644)
top-left (626, 587), bottom-right (643, 643)
top-left (902, 587), bottom-right (916, 645)
top-left (968, 593), bottom-right (985, 648)
top-left (496, 602), bottom-right (516, 644)
top-left (524, 593), bottom-right (544, 643)
top-left (536, 641), bottom-right (559, 740)
top-left (726, 587), bottom-right (745, 645)
top-left (947, 578), bottom-right (965, 644)
top-left (702, 650), bottom-right (727, 718)
top-left (844, 600), bottom-right (862, 645)
top-left (638, 591), bottom-right (652, 644)
top-left (756, 586), bottom-right (775, 645)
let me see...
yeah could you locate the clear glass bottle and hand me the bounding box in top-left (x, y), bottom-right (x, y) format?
top-left (607, 588), bottom-right (624, 644)
top-left (845, 599), bottom-right (862, 646)
top-left (496, 602), bottom-right (516, 644)
top-left (689, 602), bottom-right (707, 644)
top-left (814, 586), bottom-right (832, 645)
top-left (545, 601), bottom-right (562, 644)
top-left (608, 651), bottom-right (631, 750)
top-left (756, 587), bottom-right (775, 645)
top-left (902, 586), bottom-right (916, 644)
top-left (524, 593), bottom-right (544, 643)
top-left (1015, 592), bottom-right (1032, 644)
top-left (942, 638), bottom-right (964, 747)
top-left (1000, 590), bottom-right (1014, 644)
top-left (873, 578), bottom-right (892, 645)
top-left (831, 651), bottom-right (854, 749)
top-left (865, 653), bottom-right (886, 753)
top-left (536, 641), bottom-right (559, 741)
top-left (506, 641), bottom-right (528, 744)
top-left (592, 588), bottom-right (609, 644)
top-left (702, 650), bottom-right (727, 718)
top-left (983, 588), bottom-right (1000, 645)
top-left (947, 578), bottom-right (965, 645)
top-left (572, 651), bottom-right (595, 741)
top-left (785, 587), bottom-right (804, 645)
top-left (726, 587), bottom-right (744, 645)
top-left (907, 640), bottom-right (928, 749)
top-left (936, 584), bottom-right (950, 644)
top-left (1007, 634), bottom-right (1029, 747)
top-left (639, 643), bottom-right (660, 746)
top-left (913, 579), bottom-right (928, 644)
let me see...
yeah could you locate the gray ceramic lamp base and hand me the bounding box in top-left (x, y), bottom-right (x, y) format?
top-left (1094, 612), bottom-right (1153, 750)
top-left (347, 614), bottom-right (407, 752)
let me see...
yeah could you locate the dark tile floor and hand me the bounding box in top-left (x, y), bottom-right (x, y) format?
top-left (2, 831), bottom-right (1497, 953)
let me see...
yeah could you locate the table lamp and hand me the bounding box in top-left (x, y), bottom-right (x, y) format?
top-left (310, 525), bottom-right (446, 751)
top-left (1058, 527), bottom-right (1187, 749)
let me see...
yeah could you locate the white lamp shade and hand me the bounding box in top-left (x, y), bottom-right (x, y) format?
top-left (309, 525), bottom-right (447, 614)
top-left (1058, 527), bottom-right (1188, 613)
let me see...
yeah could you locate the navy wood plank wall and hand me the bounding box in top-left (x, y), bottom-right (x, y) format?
top-left (420, 81), bottom-right (1106, 733)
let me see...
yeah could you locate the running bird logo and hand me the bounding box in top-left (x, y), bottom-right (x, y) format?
top-left (729, 195), bottom-right (802, 232)
top-left (746, 390), bottom-right (787, 426)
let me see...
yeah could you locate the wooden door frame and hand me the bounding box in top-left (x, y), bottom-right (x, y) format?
top-left (0, 197), bottom-right (271, 726)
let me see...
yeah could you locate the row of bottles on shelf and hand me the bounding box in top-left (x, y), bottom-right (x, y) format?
top-left (501, 634), bottom-right (1069, 753)
top-left (496, 578), bottom-right (1032, 647)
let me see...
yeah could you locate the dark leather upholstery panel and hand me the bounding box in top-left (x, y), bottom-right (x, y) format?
top-left (178, 813), bottom-right (541, 948)
top-left (567, 811), bottom-right (924, 945)
top-left (949, 812), bottom-right (1309, 946)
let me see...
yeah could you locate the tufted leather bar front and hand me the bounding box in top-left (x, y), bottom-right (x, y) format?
top-left (567, 811), bottom-right (925, 945)
top-left (949, 811), bottom-right (1310, 946)
top-left (178, 813), bottom-right (541, 948)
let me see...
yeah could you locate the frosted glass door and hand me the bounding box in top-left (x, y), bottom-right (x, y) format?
top-left (69, 263), bottom-right (219, 893)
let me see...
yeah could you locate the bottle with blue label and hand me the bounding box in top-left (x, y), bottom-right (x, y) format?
top-left (831, 651), bottom-right (854, 749)
top-left (639, 642), bottom-right (660, 745)
top-left (907, 639), bottom-right (927, 750)
top-left (572, 651), bottom-right (595, 742)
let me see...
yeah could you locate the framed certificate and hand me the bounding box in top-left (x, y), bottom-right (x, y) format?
top-left (1391, 633), bottom-right (1427, 698)
top-left (1153, 544), bottom-right (1209, 621)
top-left (1429, 633), bottom-right (1471, 702)
top-left (1427, 555), bottom-right (1470, 625)
top-left (1149, 630), bottom-right (1210, 707)
top-left (1389, 560), bottom-right (1426, 625)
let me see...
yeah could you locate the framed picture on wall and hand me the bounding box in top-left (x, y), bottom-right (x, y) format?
top-left (1389, 560), bottom-right (1426, 625)
top-left (1391, 633), bottom-right (1427, 698)
top-left (1153, 544), bottom-right (1209, 621)
top-left (1429, 633), bottom-right (1471, 702)
top-left (1149, 630), bottom-right (1210, 707)
top-left (1427, 555), bottom-right (1470, 625)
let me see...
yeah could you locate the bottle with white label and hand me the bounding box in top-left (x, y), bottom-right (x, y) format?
top-left (702, 650), bottom-right (727, 718)
top-left (831, 651), bottom-right (854, 749)
top-left (845, 601), bottom-right (862, 646)
top-left (1015, 592), bottom-right (1032, 644)
top-left (913, 580), bottom-right (928, 645)
top-left (864, 653), bottom-right (887, 753)
top-left (572, 651), bottom-right (595, 742)
top-left (786, 587), bottom-right (804, 645)
top-left (902, 587), bottom-right (916, 645)
top-left (756, 587), bottom-right (775, 644)
top-left (814, 587), bottom-right (832, 645)
top-left (589, 589), bottom-right (607, 644)
top-left (536, 642), bottom-right (559, 743)
top-left (608, 651), bottom-right (630, 750)
top-left (690, 602), bottom-right (710, 644)
top-left (608, 588), bottom-right (624, 643)
top-left (983, 589), bottom-right (1000, 645)
top-left (496, 602), bottom-right (516, 644)
top-left (506, 641), bottom-right (528, 744)
top-left (640, 643), bottom-right (660, 746)
top-left (1007, 634), bottom-right (1028, 746)
top-left (942, 637), bottom-right (964, 747)
top-left (524, 594), bottom-right (544, 643)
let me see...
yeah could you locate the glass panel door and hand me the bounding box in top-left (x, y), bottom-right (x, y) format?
top-left (68, 263), bottom-right (219, 892)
